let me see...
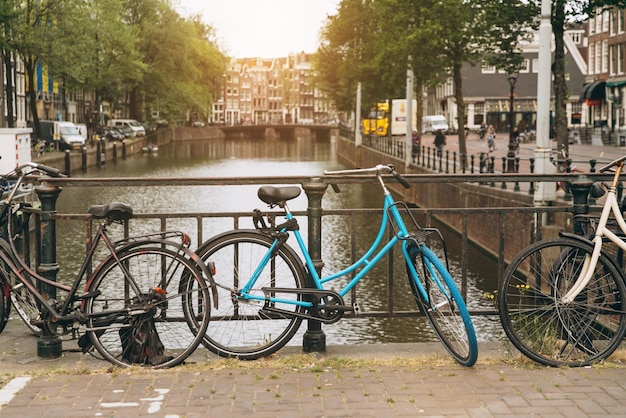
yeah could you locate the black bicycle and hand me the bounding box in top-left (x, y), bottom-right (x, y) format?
top-left (0, 163), bottom-right (216, 368)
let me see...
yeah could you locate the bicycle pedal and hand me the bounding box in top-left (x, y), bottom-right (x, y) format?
top-left (352, 302), bottom-right (361, 315)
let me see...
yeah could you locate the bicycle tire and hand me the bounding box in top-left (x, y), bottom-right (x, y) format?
top-left (196, 230), bottom-right (307, 360)
top-left (498, 238), bottom-right (626, 367)
top-left (406, 243), bottom-right (478, 367)
top-left (84, 246), bottom-right (210, 368)
top-left (0, 258), bottom-right (41, 335)
top-left (0, 275), bottom-right (8, 334)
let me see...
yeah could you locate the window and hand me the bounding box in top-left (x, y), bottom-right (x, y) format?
top-left (620, 9), bottom-right (625, 33)
top-left (481, 62), bottom-right (496, 73)
top-left (611, 10), bottom-right (617, 36)
top-left (619, 44), bottom-right (625, 75)
top-left (569, 32), bottom-right (582, 44)
top-left (611, 44), bottom-right (617, 75)
top-left (603, 10), bottom-right (610, 32)
top-left (520, 59), bottom-right (530, 73)
top-left (602, 40), bottom-right (609, 73)
top-left (532, 58), bottom-right (539, 73)
top-left (595, 41), bottom-right (602, 74)
top-left (589, 43), bottom-right (595, 75)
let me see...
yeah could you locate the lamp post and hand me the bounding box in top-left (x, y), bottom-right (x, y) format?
top-left (507, 70), bottom-right (519, 144)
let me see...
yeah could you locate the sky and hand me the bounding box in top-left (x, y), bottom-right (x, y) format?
top-left (176, 0), bottom-right (340, 59)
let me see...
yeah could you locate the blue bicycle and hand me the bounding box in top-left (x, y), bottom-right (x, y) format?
top-left (197, 164), bottom-right (478, 366)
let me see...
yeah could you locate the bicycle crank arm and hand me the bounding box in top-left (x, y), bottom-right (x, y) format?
top-left (261, 305), bottom-right (346, 324)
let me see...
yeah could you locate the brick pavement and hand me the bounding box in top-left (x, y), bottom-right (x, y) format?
top-left (0, 314), bottom-right (625, 417)
top-left (1, 354), bottom-right (626, 417)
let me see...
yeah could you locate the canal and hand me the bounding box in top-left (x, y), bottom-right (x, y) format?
top-left (52, 136), bottom-right (502, 346)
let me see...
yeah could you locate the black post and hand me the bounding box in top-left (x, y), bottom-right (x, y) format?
top-left (64, 150), bottom-right (71, 175)
top-left (35, 184), bottom-right (62, 358)
top-left (569, 178), bottom-right (593, 236)
top-left (81, 147), bottom-right (87, 172)
top-left (302, 177), bottom-right (328, 353)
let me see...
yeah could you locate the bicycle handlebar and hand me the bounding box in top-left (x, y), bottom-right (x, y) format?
top-left (599, 155), bottom-right (626, 173)
top-left (324, 164), bottom-right (411, 189)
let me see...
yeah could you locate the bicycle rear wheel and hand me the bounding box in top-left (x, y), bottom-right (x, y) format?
top-left (498, 238), bottom-right (626, 367)
top-left (84, 246), bottom-right (210, 368)
top-left (406, 244), bottom-right (478, 367)
top-left (196, 230), bottom-right (306, 360)
top-left (0, 259), bottom-right (41, 335)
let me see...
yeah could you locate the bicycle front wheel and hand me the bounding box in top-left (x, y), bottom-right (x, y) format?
top-left (0, 260), bottom-right (41, 335)
top-left (406, 244), bottom-right (478, 367)
top-left (196, 230), bottom-right (307, 360)
top-left (84, 246), bottom-right (210, 368)
top-left (498, 238), bottom-right (626, 367)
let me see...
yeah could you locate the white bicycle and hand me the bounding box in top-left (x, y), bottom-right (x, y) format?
top-left (499, 155), bottom-right (626, 366)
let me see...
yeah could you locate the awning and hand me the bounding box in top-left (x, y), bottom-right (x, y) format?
top-left (606, 80), bottom-right (626, 88)
top-left (581, 81), bottom-right (606, 100)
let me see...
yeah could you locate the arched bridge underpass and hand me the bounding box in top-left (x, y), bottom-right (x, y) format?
top-left (220, 124), bottom-right (337, 140)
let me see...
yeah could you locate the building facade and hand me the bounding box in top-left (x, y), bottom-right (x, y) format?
top-left (425, 27), bottom-right (588, 138)
top-left (212, 52), bottom-right (336, 126)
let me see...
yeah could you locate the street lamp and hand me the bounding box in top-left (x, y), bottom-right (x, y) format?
top-left (507, 70), bottom-right (519, 144)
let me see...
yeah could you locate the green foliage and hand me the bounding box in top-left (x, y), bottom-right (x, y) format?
top-left (0, 0), bottom-right (227, 124)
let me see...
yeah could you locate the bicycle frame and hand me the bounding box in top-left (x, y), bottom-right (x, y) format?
top-left (240, 176), bottom-right (441, 309)
top-left (563, 161), bottom-right (626, 303)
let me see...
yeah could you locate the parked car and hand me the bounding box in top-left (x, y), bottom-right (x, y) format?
top-left (117, 125), bottom-right (135, 138)
top-left (103, 127), bottom-right (125, 141)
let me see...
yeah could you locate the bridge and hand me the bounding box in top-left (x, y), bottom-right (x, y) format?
top-left (219, 123), bottom-right (337, 140)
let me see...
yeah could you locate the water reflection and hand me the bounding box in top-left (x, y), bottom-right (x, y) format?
top-left (52, 137), bottom-right (501, 345)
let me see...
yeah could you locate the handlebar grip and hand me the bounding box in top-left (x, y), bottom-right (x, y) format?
top-left (393, 171), bottom-right (411, 189)
top-left (36, 164), bottom-right (64, 177)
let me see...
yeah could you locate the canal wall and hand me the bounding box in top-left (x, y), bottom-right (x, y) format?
top-left (335, 135), bottom-right (570, 264)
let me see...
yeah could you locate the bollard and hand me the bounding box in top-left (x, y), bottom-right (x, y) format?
top-left (96, 140), bottom-right (102, 165)
top-left (81, 147), bottom-right (87, 171)
top-left (100, 139), bottom-right (106, 164)
top-left (112, 143), bottom-right (117, 162)
top-left (302, 178), bottom-right (328, 353)
top-left (506, 144), bottom-right (516, 173)
top-left (64, 150), bottom-right (71, 175)
top-left (529, 158), bottom-right (535, 194)
top-left (35, 184), bottom-right (62, 358)
top-left (122, 140), bottom-right (127, 160)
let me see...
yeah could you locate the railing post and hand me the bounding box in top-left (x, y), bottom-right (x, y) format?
top-left (302, 177), bottom-right (328, 353)
top-left (35, 183), bottom-right (62, 358)
top-left (569, 177), bottom-right (593, 236)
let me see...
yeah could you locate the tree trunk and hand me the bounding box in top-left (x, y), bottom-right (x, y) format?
top-left (453, 61), bottom-right (467, 165)
top-left (3, 51), bottom-right (14, 128)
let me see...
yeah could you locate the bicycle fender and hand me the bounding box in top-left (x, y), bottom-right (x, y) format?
top-left (559, 232), bottom-right (593, 246)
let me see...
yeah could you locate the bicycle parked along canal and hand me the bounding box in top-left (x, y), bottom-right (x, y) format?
top-left (195, 164), bottom-right (478, 366)
top-left (0, 163), bottom-right (216, 368)
top-left (499, 155), bottom-right (626, 366)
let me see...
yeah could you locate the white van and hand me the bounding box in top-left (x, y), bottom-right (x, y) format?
top-left (108, 119), bottom-right (145, 137)
top-left (422, 115), bottom-right (450, 134)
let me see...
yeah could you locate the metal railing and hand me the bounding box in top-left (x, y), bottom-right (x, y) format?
top-left (31, 173), bottom-right (609, 347)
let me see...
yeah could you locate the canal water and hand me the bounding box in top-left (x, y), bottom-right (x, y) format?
top-left (53, 136), bottom-right (502, 346)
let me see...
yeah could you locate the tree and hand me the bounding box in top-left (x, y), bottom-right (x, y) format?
top-left (549, 0), bottom-right (626, 154)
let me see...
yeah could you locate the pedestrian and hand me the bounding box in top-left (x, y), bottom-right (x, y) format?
top-left (510, 126), bottom-right (520, 153)
top-left (412, 130), bottom-right (420, 161)
top-left (487, 124), bottom-right (496, 151)
top-left (434, 129), bottom-right (446, 157)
